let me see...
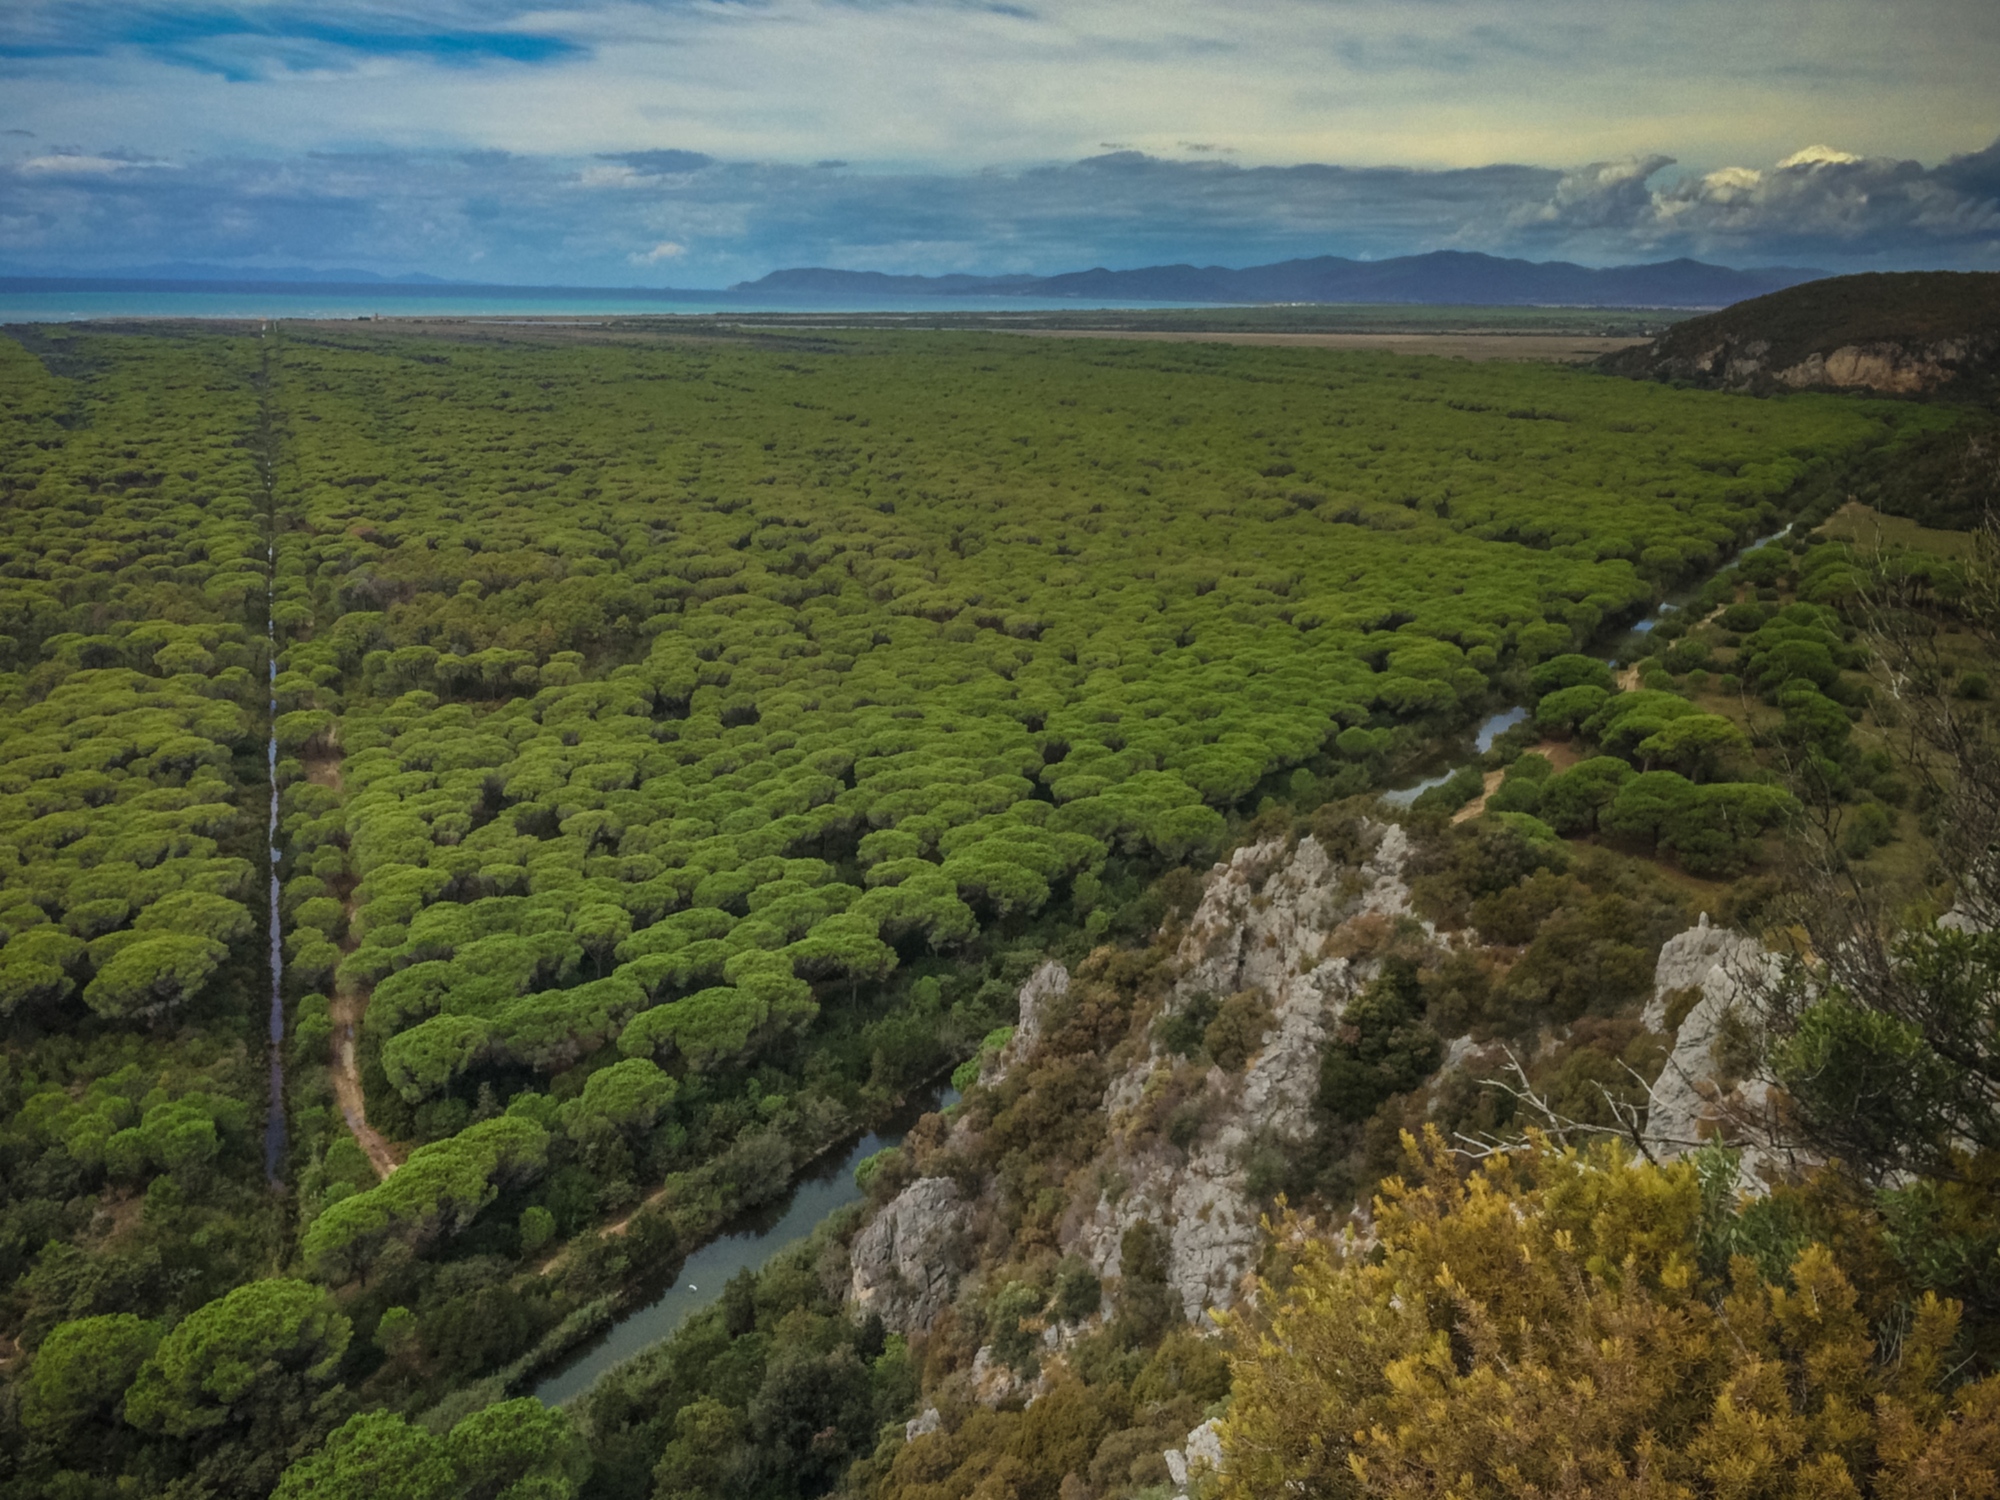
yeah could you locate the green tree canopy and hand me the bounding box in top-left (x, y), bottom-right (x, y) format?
top-left (124, 1278), bottom-right (351, 1438)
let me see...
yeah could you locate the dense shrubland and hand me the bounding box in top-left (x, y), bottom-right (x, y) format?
top-left (0, 319), bottom-right (1973, 1500)
top-left (1223, 520), bottom-right (2000, 1499)
top-left (1225, 1134), bottom-right (2000, 1499)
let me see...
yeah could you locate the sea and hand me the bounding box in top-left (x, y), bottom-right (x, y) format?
top-left (0, 287), bottom-right (1210, 323)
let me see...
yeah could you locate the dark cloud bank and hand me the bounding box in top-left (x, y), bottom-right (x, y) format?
top-left (4, 139), bottom-right (1997, 286)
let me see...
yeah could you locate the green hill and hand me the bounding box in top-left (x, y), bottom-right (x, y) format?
top-left (1600, 270), bottom-right (2000, 394)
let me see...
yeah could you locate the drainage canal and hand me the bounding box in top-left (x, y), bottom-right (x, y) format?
top-left (535, 1083), bottom-right (960, 1406)
top-left (258, 326), bottom-right (287, 1185)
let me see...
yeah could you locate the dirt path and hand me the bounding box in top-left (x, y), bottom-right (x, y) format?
top-left (1453, 738), bottom-right (1584, 823)
top-left (1452, 769), bottom-right (1508, 824)
top-left (331, 988), bottom-right (400, 1179)
top-left (302, 746), bottom-right (401, 1180)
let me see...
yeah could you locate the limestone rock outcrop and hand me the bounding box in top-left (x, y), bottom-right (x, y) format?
top-left (1165, 1417), bottom-right (1224, 1495)
top-left (848, 1175), bottom-right (972, 1334)
top-left (1643, 915), bottom-right (1794, 1189)
top-left (1658, 337), bottom-right (1985, 394)
top-left (1073, 822), bottom-right (1421, 1321)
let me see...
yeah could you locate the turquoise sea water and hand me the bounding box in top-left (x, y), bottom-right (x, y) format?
top-left (0, 289), bottom-right (1211, 323)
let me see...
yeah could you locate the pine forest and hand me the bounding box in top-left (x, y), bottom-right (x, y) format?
top-left (2, 312), bottom-right (1996, 1500)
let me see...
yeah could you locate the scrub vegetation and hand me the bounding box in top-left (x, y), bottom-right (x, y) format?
top-left (0, 316), bottom-right (1976, 1500)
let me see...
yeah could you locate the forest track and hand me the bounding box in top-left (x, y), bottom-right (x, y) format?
top-left (302, 746), bottom-right (402, 1181)
top-left (1452, 738), bottom-right (1583, 823)
top-left (332, 993), bottom-right (400, 1180)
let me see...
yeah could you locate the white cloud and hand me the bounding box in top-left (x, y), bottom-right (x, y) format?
top-left (1697, 166), bottom-right (1765, 200)
top-left (2, 0), bottom-right (1995, 175)
top-left (630, 239), bottom-right (685, 263)
top-left (1778, 145), bottom-right (1864, 169)
top-left (578, 163), bottom-right (641, 188)
top-left (1506, 141), bottom-right (2000, 264)
top-left (18, 152), bottom-right (162, 175)
top-left (1522, 154), bottom-right (1676, 231)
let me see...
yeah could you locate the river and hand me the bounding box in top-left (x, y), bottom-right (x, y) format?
top-left (1378, 524), bottom-right (1794, 807)
top-left (1378, 705), bottom-right (1530, 807)
top-left (532, 1082), bottom-right (962, 1406)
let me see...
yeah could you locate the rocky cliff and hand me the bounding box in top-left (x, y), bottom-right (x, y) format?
top-left (1600, 270), bottom-right (2000, 394)
top-left (836, 819), bottom-right (1826, 1497)
top-left (848, 1175), bottom-right (973, 1335)
top-left (846, 836), bottom-right (1820, 1357)
top-left (844, 820), bottom-right (1423, 1336)
top-left (1608, 334), bottom-right (1988, 394)
top-left (1069, 822), bottom-right (1420, 1320)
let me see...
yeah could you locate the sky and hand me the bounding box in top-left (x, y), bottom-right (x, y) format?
top-left (2, 0), bottom-right (1998, 285)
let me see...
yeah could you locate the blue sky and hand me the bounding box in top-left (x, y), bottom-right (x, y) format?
top-left (2, 0), bottom-right (1996, 284)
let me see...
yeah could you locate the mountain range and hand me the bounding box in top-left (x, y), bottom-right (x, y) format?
top-left (730, 252), bottom-right (1825, 308)
top-left (0, 251), bottom-right (1824, 309)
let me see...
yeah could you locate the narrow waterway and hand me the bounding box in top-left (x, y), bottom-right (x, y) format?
top-left (263, 547), bottom-right (286, 1183)
top-left (258, 326), bottom-right (288, 1186)
top-left (1378, 523), bottom-right (1795, 807)
top-left (1379, 705), bottom-right (1529, 807)
top-left (534, 1082), bottom-right (960, 1406)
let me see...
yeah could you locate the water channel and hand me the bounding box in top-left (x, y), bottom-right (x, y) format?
top-left (1377, 525), bottom-right (1794, 807)
top-left (263, 557), bottom-right (287, 1181)
top-left (533, 1082), bottom-right (962, 1406)
top-left (1378, 705), bottom-right (1529, 807)
top-left (258, 327), bottom-right (288, 1186)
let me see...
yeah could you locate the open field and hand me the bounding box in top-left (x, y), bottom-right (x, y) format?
top-left (268, 318), bottom-right (1651, 362)
top-left (1817, 497), bottom-right (1979, 558)
top-left (1007, 328), bottom-right (1650, 360)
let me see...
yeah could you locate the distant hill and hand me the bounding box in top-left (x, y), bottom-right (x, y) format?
top-left (727, 268), bottom-right (1041, 297)
top-left (1601, 271), bottom-right (2000, 531)
top-left (735, 252), bottom-right (1823, 308)
top-left (1598, 271), bottom-right (2000, 393)
top-left (2, 252), bottom-right (1817, 310)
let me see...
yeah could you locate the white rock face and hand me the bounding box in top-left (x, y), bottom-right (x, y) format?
top-left (1075, 823), bottom-right (1419, 1320)
top-left (1774, 341), bottom-right (1973, 394)
top-left (1672, 334), bottom-right (1990, 395)
top-left (1184, 1417), bottom-right (1224, 1476)
top-left (1165, 1418), bottom-right (1225, 1496)
top-left (1641, 914), bottom-right (1767, 1032)
top-left (848, 1176), bottom-right (972, 1334)
top-left (1642, 916), bottom-right (1792, 1190)
top-left (968, 1343), bottom-right (1032, 1407)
